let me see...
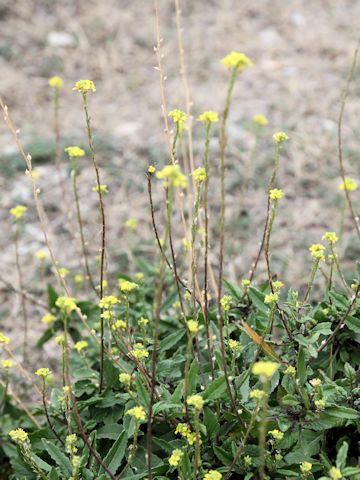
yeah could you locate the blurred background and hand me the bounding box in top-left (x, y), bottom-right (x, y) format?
top-left (0, 0), bottom-right (359, 349)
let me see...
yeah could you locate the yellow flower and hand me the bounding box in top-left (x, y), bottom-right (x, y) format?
top-left (59, 267), bottom-right (70, 279)
top-left (98, 295), bottom-right (119, 309)
top-left (310, 378), bottom-right (322, 388)
top-left (228, 339), bottom-right (241, 353)
top-left (186, 394), bottom-right (204, 410)
top-left (119, 373), bottom-right (132, 386)
top-left (192, 167), bottom-right (207, 184)
top-left (92, 184), bottom-right (109, 194)
top-left (55, 335), bottom-right (66, 346)
top-left (284, 365), bottom-right (296, 376)
top-left (56, 296), bottom-right (77, 313)
top-left (339, 178), bottom-right (357, 192)
top-left (125, 218), bottom-right (138, 230)
top-left (314, 399), bottom-right (326, 411)
top-left (300, 462), bottom-right (312, 474)
top-left (253, 114), bottom-right (268, 126)
top-left (169, 448), bottom-right (184, 467)
top-left (10, 205), bottom-right (27, 220)
top-left (204, 470), bottom-right (222, 480)
top-left (187, 320), bottom-right (199, 335)
top-left (322, 231), bottom-right (338, 244)
top-left (66, 434), bottom-right (78, 455)
top-left (1, 359), bottom-right (13, 369)
top-left (148, 165), bottom-right (156, 174)
top-left (35, 368), bottom-right (51, 379)
top-left (309, 243), bottom-right (326, 262)
top-left (242, 279), bottom-right (250, 288)
top-left (9, 428), bottom-right (29, 444)
top-left (73, 79), bottom-right (96, 94)
top-left (48, 76), bottom-right (63, 89)
top-left (126, 406), bottom-right (146, 422)
top-left (74, 274), bottom-right (84, 285)
top-left (0, 332), bottom-right (10, 345)
top-left (119, 279), bottom-right (139, 293)
top-left (273, 131), bottom-right (289, 144)
top-left (64, 146), bottom-right (85, 158)
top-left (197, 111), bottom-right (219, 124)
top-left (264, 292), bottom-right (278, 305)
top-left (329, 467), bottom-right (342, 480)
top-left (135, 272), bottom-right (144, 281)
top-left (182, 237), bottom-right (192, 252)
top-left (220, 295), bottom-right (232, 311)
top-left (269, 188), bottom-right (284, 200)
top-left (250, 389), bottom-right (266, 400)
top-left (74, 340), bottom-right (88, 352)
top-left (252, 361), bottom-right (279, 379)
top-left (244, 455), bottom-right (252, 467)
top-left (138, 317), bottom-right (149, 328)
top-left (156, 164), bottom-right (188, 189)
top-left (268, 429), bottom-right (284, 441)
top-left (112, 319), bottom-right (127, 331)
top-left (34, 250), bottom-right (48, 261)
top-left (272, 281), bottom-right (284, 291)
top-left (132, 345), bottom-right (149, 361)
top-left (41, 313), bottom-right (56, 325)
top-left (169, 109), bottom-right (187, 127)
top-left (221, 51), bottom-right (253, 71)
top-left (175, 423), bottom-right (191, 437)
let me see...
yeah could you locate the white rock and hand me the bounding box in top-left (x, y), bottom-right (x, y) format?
top-left (47, 31), bottom-right (76, 48)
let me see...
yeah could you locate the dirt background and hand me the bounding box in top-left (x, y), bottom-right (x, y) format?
top-left (0, 0), bottom-right (359, 356)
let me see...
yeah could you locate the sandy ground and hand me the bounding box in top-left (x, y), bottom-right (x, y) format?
top-left (0, 0), bottom-right (359, 359)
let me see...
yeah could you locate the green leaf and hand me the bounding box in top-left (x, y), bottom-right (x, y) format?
top-left (202, 376), bottom-right (226, 402)
top-left (135, 376), bottom-right (150, 408)
top-left (203, 407), bottom-right (220, 438)
top-left (281, 394), bottom-right (300, 406)
top-left (336, 441), bottom-right (348, 470)
top-left (159, 330), bottom-right (185, 351)
top-left (329, 291), bottom-right (348, 309)
top-left (324, 406), bottom-right (359, 419)
top-left (48, 468), bottom-right (60, 480)
top-left (345, 316), bottom-right (360, 334)
top-left (248, 287), bottom-right (269, 315)
top-left (41, 439), bottom-right (72, 476)
top-left (48, 284), bottom-right (59, 309)
top-left (99, 430), bottom-right (127, 475)
top-left (213, 445), bottom-right (232, 466)
top-left (97, 423), bottom-right (123, 440)
top-left (342, 467), bottom-right (360, 476)
top-left (297, 347), bottom-right (307, 385)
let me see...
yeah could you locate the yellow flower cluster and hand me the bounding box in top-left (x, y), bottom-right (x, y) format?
top-left (98, 295), bottom-right (119, 309)
top-left (92, 184), bottom-right (109, 194)
top-left (64, 146), bottom-right (85, 158)
top-left (300, 462), bottom-right (312, 474)
top-left (192, 167), bottom-right (207, 184)
top-left (59, 267), bottom-right (69, 279)
top-left (169, 109), bottom-right (187, 127)
top-left (186, 394), bottom-right (204, 410)
top-left (48, 76), bottom-right (63, 89)
top-left (35, 250), bottom-right (48, 261)
top-left (252, 361), bottom-right (279, 379)
top-left (284, 365), bottom-right (296, 376)
top-left (169, 448), bottom-right (184, 467)
top-left (264, 292), bottom-right (278, 305)
top-left (322, 231), bottom-right (338, 244)
top-left (1, 359), bottom-right (13, 369)
top-left (310, 378), bottom-right (322, 388)
top-left (309, 243), bottom-right (326, 262)
top-left (175, 423), bottom-right (196, 445)
top-left (272, 281), bottom-right (284, 291)
top-left (253, 114), bottom-right (268, 126)
top-left (197, 111), bottom-right (219, 124)
top-left (138, 317), bottom-right (149, 328)
top-left (35, 367), bottom-right (51, 379)
top-left (187, 320), bottom-right (199, 335)
top-left (73, 79), bottom-right (96, 93)
top-left (273, 131), bottom-right (289, 144)
top-left (221, 51), bottom-right (253, 71)
top-left (329, 467), bottom-right (342, 480)
top-left (10, 205), bottom-right (27, 220)
top-left (339, 178), bottom-right (357, 191)
top-left (148, 165), bottom-right (156, 174)
top-left (74, 274), bottom-right (84, 285)
top-left (74, 341), bottom-right (88, 352)
top-left (156, 164), bottom-right (188, 189)
top-left (228, 339), bottom-right (241, 353)
top-left (126, 405), bottom-right (146, 422)
top-left (242, 279), bottom-right (250, 288)
top-left (250, 389), bottom-right (266, 400)
top-left (203, 470), bottom-right (222, 480)
top-left (269, 188), bottom-right (284, 200)
top-left (55, 335), bottom-right (66, 346)
top-left (314, 399), bottom-right (326, 411)
top-left (244, 455), bottom-right (252, 466)
top-left (220, 295), bottom-right (232, 311)
top-left (132, 344), bottom-right (149, 361)
top-left (119, 279), bottom-right (139, 293)
top-left (41, 313), bottom-right (56, 325)
top-left (125, 219), bottom-right (137, 230)
top-left (268, 429), bottom-right (284, 441)
top-left (119, 372), bottom-right (131, 386)
top-left (0, 332), bottom-right (11, 345)
top-left (9, 428), bottom-right (29, 444)
top-left (66, 434), bottom-right (78, 455)
top-left (56, 296), bottom-right (77, 313)
top-left (112, 319), bottom-right (127, 331)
